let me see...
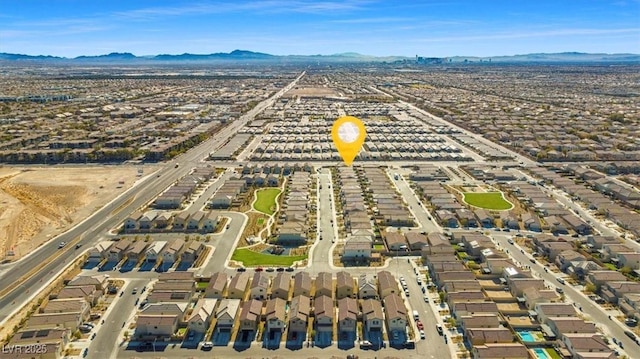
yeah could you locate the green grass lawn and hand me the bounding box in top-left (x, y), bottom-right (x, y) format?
top-left (545, 348), bottom-right (561, 359)
top-left (232, 248), bottom-right (307, 267)
top-left (462, 192), bottom-right (513, 210)
top-left (257, 217), bottom-right (265, 225)
top-left (253, 188), bottom-right (281, 215)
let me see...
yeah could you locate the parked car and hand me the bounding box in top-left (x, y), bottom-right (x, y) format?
top-left (419, 330), bottom-right (426, 339)
top-left (436, 324), bottom-right (443, 336)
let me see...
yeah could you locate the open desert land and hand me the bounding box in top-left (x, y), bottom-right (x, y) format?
top-left (0, 166), bottom-right (151, 261)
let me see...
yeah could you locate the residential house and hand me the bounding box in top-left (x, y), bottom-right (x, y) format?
top-left (336, 271), bottom-right (355, 299)
top-left (383, 294), bottom-right (407, 333)
top-left (315, 272), bottom-right (333, 298)
top-left (471, 343), bottom-right (529, 359)
top-left (522, 287), bottom-right (561, 310)
top-left (187, 211), bottom-right (206, 231)
top-left (293, 271), bottom-right (312, 298)
top-left (187, 298), bottom-right (217, 334)
top-left (384, 232), bottom-right (407, 251)
top-left (181, 241), bottom-right (204, 263)
top-left (358, 274), bottom-right (378, 299)
top-left (314, 295), bottom-right (334, 332)
top-left (405, 232), bottom-right (428, 251)
top-left (361, 298), bottom-right (384, 332)
top-left (41, 298), bottom-right (89, 320)
top-left (535, 303), bottom-right (576, 323)
top-left (162, 238), bottom-right (185, 266)
top-left (270, 272), bottom-right (290, 300)
top-left (377, 270), bottom-right (399, 299)
top-left (617, 252), bottom-right (640, 270)
top-left (144, 241), bottom-right (167, 262)
top-left (600, 281), bottom-right (640, 304)
top-left (561, 334), bottom-right (615, 359)
top-left (475, 209), bottom-right (494, 228)
top-left (202, 212), bottom-right (218, 232)
top-left (239, 299), bottom-right (262, 332)
top-left (6, 328), bottom-right (67, 359)
top-left (459, 314), bottom-right (501, 332)
top-left (265, 297), bottom-right (286, 333)
top-left (227, 272), bottom-right (250, 299)
top-left (338, 297), bottom-right (358, 334)
top-left (466, 328), bottom-right (514, 345)
top-left (153, 212), bottom-right (172, 229)
top-left (136, 315), bottom-right (179, 338)
top-left (56, 285), bottom-right (101, 307)
top-left (124, 211), bottom-right (143, 232)
top-left (204, 272), bottom-right (228, 299)
top-left (215, 299), bottom-right (240, 329)
top-left (107, 239), bottom-right (131, 263)
top-left (343, 236), bottom-right (372, 261)
top-left (172, 212), bottom-right (189, 230)
top-left (67, 275), bottom-right (107, 291)
top-left (452, 302), bottom-right (499, 318)
top-left (586, 271), bottom-right (627, 291)
top-left (138, 212), bottom-right (157, 230)
top-left (288, 295), bottom-right (310, 333)
top-left (27, 312), bottom-right (83, 330)
top-left (125, 241), bottom-right (148, 263)
top-left (547, 317), bottom-right (597, 337)
top-left (250, 271), bottom-right (270, 300)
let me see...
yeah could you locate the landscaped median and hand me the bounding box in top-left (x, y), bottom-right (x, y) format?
top-left (462, 192), bottom-right (513, 210)
top-left (253, 188), bottom-right (281, 215)
top-left (231, 248), bottom-right (307, 267)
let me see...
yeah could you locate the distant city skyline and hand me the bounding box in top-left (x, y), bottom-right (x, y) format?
top-left (1, 0), bottom-right (639, 58)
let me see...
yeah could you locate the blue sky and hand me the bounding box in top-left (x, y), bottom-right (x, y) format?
top-left (1, 0), bottom-right (639, 57)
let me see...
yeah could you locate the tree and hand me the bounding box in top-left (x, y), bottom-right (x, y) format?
top-left (584, 283), bottom-right (596, 293)
top-left (438, 291), bottom-right (446, 303)
top-left (620, 266), bottom-right (632, 275)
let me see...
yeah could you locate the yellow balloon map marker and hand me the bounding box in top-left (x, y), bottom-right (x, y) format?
top-left (332, 115), bottom-right (366, 166)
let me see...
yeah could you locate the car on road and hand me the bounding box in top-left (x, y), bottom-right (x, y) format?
top-left (237, 267), bottom-right (246, 272)
top-left (75, 244), bottom-right (82, 249)
top-left (436, 324), bottom-right (443, 335)
top-left (423, 295), bottom-right (429, 303)
top-left (58, 242), bottom-right (66, 248)
top-left (266, 267), bottom-right (275, 272)
top-left (416, 320), bottom-right (424, 330)
top-left (419, 330), bottom-right (426, 339)
top-left (285, 267), bottom-right (294, 272)
top-left (201, 342), bottom-right (213, 350)
top-left (556, 278), bottom-right (565, 285)
top-left (507, 239), bottom-right (514, 244)
top-left (132, 288), bottom-right (138, 294)
top-left (416, 277), bottom-right (422, 285)
top-left (530, 258), bottom-right (536, 263)
top-left (624, 330), bottom-right (637, 341)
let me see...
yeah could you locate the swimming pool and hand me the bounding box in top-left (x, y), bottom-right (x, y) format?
top-left (533, 348), bottom-right (550, 359)
top-left (518, 330), bottom-right (535, 341)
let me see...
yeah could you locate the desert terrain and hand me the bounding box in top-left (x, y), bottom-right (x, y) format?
top-left (0, 166), bottom-right (151, 261)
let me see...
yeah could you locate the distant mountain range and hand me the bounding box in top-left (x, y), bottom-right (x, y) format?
top-left (0, 50), bottom-right (638, 63)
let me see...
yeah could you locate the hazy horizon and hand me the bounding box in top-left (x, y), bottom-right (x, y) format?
top-left (1, 0), bottom-right (639, 58)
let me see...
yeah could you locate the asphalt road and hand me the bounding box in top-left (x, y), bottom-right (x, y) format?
top-left (307, 168), bottom-right (337, 275)
top-left (89, 278), bottom-right (149, 359)
top-left (0, 71), bottom-right (305, 326)
top-left (491, 232), bottom-right (639, 357)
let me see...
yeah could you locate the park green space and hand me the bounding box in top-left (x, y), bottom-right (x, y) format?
top-left (232, 248), bottom-right (307, 267)
top-left (462, 192), bottom-right (513, 210)
top-left (253, 188), bottom-right (281, 215)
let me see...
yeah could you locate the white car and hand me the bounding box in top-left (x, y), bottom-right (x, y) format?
top-left (419, 330), bottom-right (426, 339)
top-left (423, 295), bottom-right (429, 303)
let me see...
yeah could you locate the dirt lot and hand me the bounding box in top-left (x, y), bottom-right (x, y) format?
top-left (0, 166), bottom-right (149, 261)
